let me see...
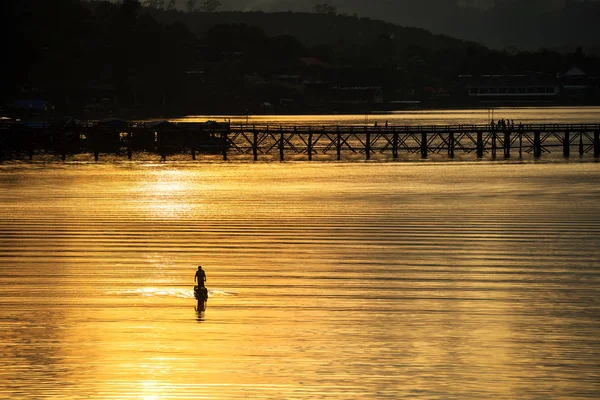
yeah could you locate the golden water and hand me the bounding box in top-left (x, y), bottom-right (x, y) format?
top-left (0, 161), bottom-right (599, 399)
top-left (173, 105), bottom-right (600, 126)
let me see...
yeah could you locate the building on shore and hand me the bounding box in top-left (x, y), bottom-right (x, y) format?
top-left (458, 73), bottom-right (559, 106)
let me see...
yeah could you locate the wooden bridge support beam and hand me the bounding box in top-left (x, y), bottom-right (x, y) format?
top-left (60, 129), bottom-right (66, 161)
top-left (504, 132), bottom-right (511, 158)
top-left (519, 132), bottom-right (523, 157)
top-left (27, 130), bottom-right (33, 160)
top-left (594, 131), bottom-right (600, 158)
top-left (308, 130), bottom-right (313, 161)
top-left (476, 132), bottom-right (483, 158)
top-left (127, 128), bottom-right (132, 160)
top-left (365, 127), bottom-right (371, 160)
top-left (491, 132), bottom-right (497, 158)
top-left (579, 133), bottom-right (584, 156)
top-left (448, 132), bottom-right (455, 158)
top-left (392, 129), bottom-right (398, 160)
top-left (336, 127), bottom-right (341, 161)
top-left (563, 131), bottom-right (570, 157)
top-left (534, 131), bottom-right (542, 158)
top-left (421, 131), bottom-right (428, 159)
top-left (252, 127), bottom-right (258, 162)
top-left (222, 130), bottom-right (228, 161)
top-left (279, 127), bottom-right (284, 162)
top-left (189, 127), bottom-right (196, 160)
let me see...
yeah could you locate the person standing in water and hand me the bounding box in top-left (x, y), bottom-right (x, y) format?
top-left (195, 266), bottom-right (206, 287)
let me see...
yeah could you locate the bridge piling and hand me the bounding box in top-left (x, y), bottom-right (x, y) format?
top-left (504, 132), bottom-right (511, 158)
top-left (365, 127), bottom-right (371, 160)
top-left (563, 131), bottom-right (570, 157)
top-left (308, 129), bottom-right (313, 161)
top-left (519, 132), bottom-right (523, 157)
top-left (252, 126), bottom-right (258, 162)
top-left (421, 131), bottom-right (428, 159)
top-left (222, 129), bottom-right (228, 161)
top-left (477, 132), bottom-right (483, 158)
top-left (594, 131), bottom-right (600, 158)
top-left (449, 131), bottom-right (455, 158)
top-left (336, 126), bottom-right (341, 161)
top-left (392, 128), bottom-right (398, 160)
top-left (534, 131), bottom-right (542, 158)
top-left (127, 126), bottom-right (132, 160)
top-left (279, 126), bottom-right (284, 162)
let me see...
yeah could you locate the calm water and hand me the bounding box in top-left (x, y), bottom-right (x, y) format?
top-left (174, 106), bottom-right (600, 126)
top-left (0, 161), bottom-right (599, 399)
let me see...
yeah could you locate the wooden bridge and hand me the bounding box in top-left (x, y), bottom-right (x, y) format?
top-left (1, 121), bottom-right (599, 161)
top-left (228, 123), bottom-right (598, 160)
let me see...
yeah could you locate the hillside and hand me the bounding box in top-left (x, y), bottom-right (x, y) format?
top-left (161, 0), bottom-right (600, 53)
top-left (145, 9), bottom-right (484, 54)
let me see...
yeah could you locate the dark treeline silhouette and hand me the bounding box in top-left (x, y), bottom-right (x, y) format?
top-left (167, 0), bottom-right (600, 52)
top-left (1, 0), bottom-right (599, 119)
top-left (348, 0), bottom-right (600, 52)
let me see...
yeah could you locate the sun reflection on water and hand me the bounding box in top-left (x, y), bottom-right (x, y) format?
top-left (135, 169), bottom-right (206, 219)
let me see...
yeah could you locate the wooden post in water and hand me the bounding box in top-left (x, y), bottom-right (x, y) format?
top-left (563, 131), bottom-right (570, 157)
top-left (594, 130), bottom-right (600, 158)
top-left (222, 127), bottom-right (228, 161)
top-left (279, 126), bottom-right (284, 162)
top-left (534, 130), bottom-right (542, 157)
top-left (60, 128), bottom-right (66, 161)
top-left (308, 129), bottom-right (313, 161)
top-left (158, 130), bottom-right (166, 161)
top-left (421, 131), bottom-right (428, 159)
top-left (336, 126), bottom-right (341, 161)
top-left (392, 127), bottom-right (398, 160)
top-left (476, 131), bottom-right (483, 158)
top-left (90, 128), bottom-right (98, 161)
top-left (127, 125), bottom-right (132, 160)
top-left (365, 126), bottom-right (371, 160)
top-left (448, 131), bottom-right (455, 158)
top-left (27, 128), bottom-right (33, 160)
top-left (252, 125), bottom-right (258, 162)
top-left (491, 131), bottom-right (497, 158)
top-left (504, 131), bottom-right (511, 158)
top-left (579, 132), bottom-right (584, 156)
top-left (519, 131), bottom-right (523, 157)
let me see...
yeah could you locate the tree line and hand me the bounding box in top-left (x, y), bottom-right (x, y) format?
top-left (1, 0), bottom-right (598, 119)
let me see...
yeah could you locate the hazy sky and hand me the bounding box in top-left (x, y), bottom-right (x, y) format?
top-left (178, 0), bottom-right (587, 13)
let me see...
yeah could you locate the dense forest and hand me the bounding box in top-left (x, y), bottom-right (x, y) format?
top-left (1, 0), bottom-right (598, 119)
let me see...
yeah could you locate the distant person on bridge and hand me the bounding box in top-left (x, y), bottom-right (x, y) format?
top-left (195, 266), bottom-right (206, 287)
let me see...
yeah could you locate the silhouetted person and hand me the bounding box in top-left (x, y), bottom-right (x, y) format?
top-left (195, 266), bottom-right (206, 287)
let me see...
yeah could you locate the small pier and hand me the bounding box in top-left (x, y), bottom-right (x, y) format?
top-left (1, 121), bottom-right (599, 161)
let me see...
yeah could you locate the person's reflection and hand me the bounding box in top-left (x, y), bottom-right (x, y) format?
top-left (195, 305), bottom-right (205, 322)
